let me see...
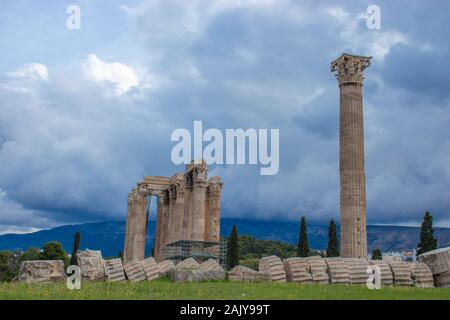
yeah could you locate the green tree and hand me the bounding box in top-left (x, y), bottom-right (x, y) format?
top-left (0, 250), bottom-right (21, 282)
top-left (227, 225), bottom-right (239, 270)
top-left (70, 232), bottom-right (81, 266)
top-left (297, 216), bottom-right (310, 257)
top-left (326, 219), bottom-right (340, 257)
top-left (371, 248), bottom-right (382, 260)
top-left (417, 211), bottom-right (438, 255)
top-left (18, 247), bottom-right (42, 263)
top-left (41, 241), bottom-right (69, 266)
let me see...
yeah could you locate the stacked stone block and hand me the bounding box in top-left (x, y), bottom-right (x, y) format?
top-left (228, 265), bottom-right (265, 282)
top-left (387, 261), bottom-right (414, 286)
top-left (259, 255), bottom-right (286, 282)
top-left (200, 259), bottom-right (224, 272)
top-left (123, 259), bottom-right (147, 282)
top-left (369, 260), bottom-right (394, 286)
top-left (343, 258), bottom-right (369, 285)
top-left (434, 271), bottom-right (450, 287)
top-left (169, 268), bottom-right (225, 282)
top-left (409, 262), bottom-right (434, 288)
top-left (158, 259), bottom-right (176, 276)
top-left (176, 257), bottom-right (200, 269)
top-left (14, 260), bottom-right (66, 283)
top-left (104, 258), bottom-right (126, 282)
top-left (140, 257), bottom-right (160, 281)
top-left (418, 247), bottom-right (450, 287)
top-left (283, 258), bottom-right (313, 283)
top-left (324, 258), bottom-right (350, 284)
top-left (306, 256), bottom-right (329, 284)
top-left (77, 250), bottom-right (105, 281)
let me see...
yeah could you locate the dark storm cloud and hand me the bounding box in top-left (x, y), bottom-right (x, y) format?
top-left (383, 45), bottom-right (450, 103)
top-left (0, 0), bottom-right (449, 233)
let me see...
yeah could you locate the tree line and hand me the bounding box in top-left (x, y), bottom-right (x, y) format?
top-left (227, 211), bottom-right (438, 269)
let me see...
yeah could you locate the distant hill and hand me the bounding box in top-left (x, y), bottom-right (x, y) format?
top-left (0, 219), bottom-right (449, 257)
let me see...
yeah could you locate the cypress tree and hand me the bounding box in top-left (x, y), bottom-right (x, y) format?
top-left (371, 248), bottom-right (382, 260)
top-left (326, 219), bottom-right (340, 257)
top-left (297, 216), bottom-right (310, 257)
top-left (417, 211), bottom-right (438, 255)
top-left (70, 232), bottom-right (81, 266)
top-left (227, 225), bottom-right (239, 270)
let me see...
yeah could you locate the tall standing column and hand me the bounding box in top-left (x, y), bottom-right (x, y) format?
top-left (331, 53), bottom-right (371, 258)
top-left (166, 187), bottom-right (176, 245)
top-left (207, 177), bottom-right (223, 242)
top-left (173, 180), bottom-right (186, 242)
top-left (161, 191), bottom-right (170, 248)
top-left (183, 173), bottom-right (193, 240)
top-left (154, 194), bottom-right (164, 261)
top-left (192, 162), bottom-right (207, 241)
top-left (123, 188), bottom-right (148, 263)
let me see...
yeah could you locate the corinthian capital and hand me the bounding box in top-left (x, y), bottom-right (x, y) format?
top-left (331, 53), bottom-right (371, 85)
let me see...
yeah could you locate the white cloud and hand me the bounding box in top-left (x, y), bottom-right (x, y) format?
top-left (369, 31), bottom-right (408, 61)
top-left (327, 6), bottom-right (408, 62)
top-left (6, 63), bottom-right (48, 81)
top-left (83, 54), bottom-right (139, 96)
top-left (0, 63), bottom-right (49, 93)
top-left (0, 225), bottom-right (42, 235)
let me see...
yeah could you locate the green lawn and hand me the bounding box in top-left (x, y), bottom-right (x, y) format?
top-left (0, 278), bottom-right (449, 300)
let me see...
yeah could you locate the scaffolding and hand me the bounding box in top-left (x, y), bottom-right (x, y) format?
top-left (162, 240), bottom-right (227, 267)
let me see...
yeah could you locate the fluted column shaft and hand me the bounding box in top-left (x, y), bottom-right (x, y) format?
top-left (339, 82), bottom-right (367, 258)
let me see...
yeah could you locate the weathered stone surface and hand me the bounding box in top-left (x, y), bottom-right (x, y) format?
top-left (15, 260), bottom-right (66, 283)
top-left (434, 270), bottom-right (450, 287)
top-left (77, 250), bottom-right (105, 281)
top-left (176, 257), bottom-right (200, 269)
top-left (200, 259), bottom-right (224, 272)
top-left (228, 265), bottom-right (265, 282)
top-left (369, 260), bottom-right (394, 286)
top-left (418, 247), bottom-right (450, 275)
top-left (388, 261), bottom-right (414, 286)
top-left (259, 255), bottom-right (286, 282)
top-left (123, 259), bottom-right (146, 282)
top-left (324, 258), bottom-right (349, 284)
top-left (306, 256), bottom-right (329, 284)
top-left (409, 262), bottom-right (434, 288)
top-left (140, 257), bottom-right (160, 281)
top-left (104, 258), bottom-right (126, 282)
top-left (283, 257), bottom-right (313, 283)
top-left (343, 258), bottom-right (370, 285)
top-left (169, 268), bottom-right (225, 282)
top-left (158, 259), bottom-right (176, 276)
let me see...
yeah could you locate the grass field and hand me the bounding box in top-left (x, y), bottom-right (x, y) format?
top-left (0, 278), bottom-right (449, 300)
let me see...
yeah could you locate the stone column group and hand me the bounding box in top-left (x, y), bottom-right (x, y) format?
top-left (123, 161), bottom-right (223, 263)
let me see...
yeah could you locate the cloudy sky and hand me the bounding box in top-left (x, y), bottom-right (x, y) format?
top-left (0, 0), bottom-right (449, 234)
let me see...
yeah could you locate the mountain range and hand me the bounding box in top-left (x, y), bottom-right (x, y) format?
top-left (0, 219), bottom-right (449, 257)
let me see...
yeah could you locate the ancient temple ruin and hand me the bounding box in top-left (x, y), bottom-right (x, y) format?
top-left (123, 161), bottom-right (223, 263)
